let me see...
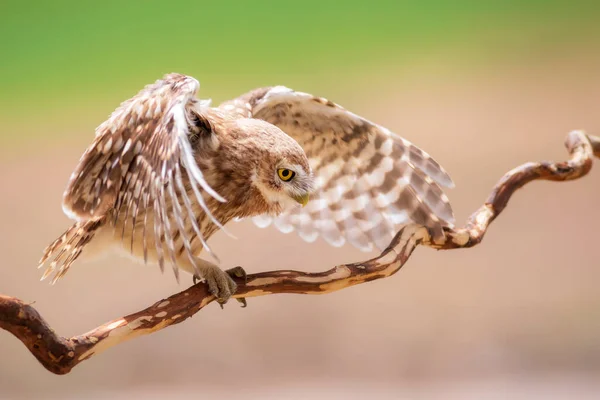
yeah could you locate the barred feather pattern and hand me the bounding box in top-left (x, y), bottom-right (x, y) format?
top-left (40, 74), bottom-right (227, 283)
top-left (223, 86), bottom-right (455, 251)
top-left (39, 73), bottom-right (455, 285)
top-left (38, 218), bottom-right (104, 284)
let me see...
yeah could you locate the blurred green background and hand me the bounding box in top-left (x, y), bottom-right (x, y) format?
top-left (1, 1), bottom-right (600, 399)
top-left (2, 0), bottom-right (600, 147)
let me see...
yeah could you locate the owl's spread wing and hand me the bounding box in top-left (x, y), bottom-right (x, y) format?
top-left (225, 86), bottom-right (455, 252)
top-left (62, 73), bottom-right (224, 278)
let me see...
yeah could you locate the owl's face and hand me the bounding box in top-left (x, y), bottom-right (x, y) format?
top-left (243, 123), bottom-right (314, 213)
top-left (214, 118), bottom-right (313, 215)
top-left (251, 151), bottom-right (314, 214)
top-left (262, 159), bottom-right (314, 209)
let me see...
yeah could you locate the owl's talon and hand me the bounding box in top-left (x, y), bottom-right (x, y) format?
top-left (192, 266), bottom-right (247, 308)
top-left (236, 297), bottom-right (247, 308)
top-left (191, 268), bottom-right (237, 306)
top-left (225, 266), bottom-right (247, 280)
top-left (225, 266), bottom-right (248, 308)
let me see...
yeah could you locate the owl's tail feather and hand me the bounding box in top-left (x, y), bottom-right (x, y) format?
top-left (38, 217), bottom-right (105, 284)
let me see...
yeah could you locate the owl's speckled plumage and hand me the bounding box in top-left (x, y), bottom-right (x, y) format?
top-left (38, 73), bottom-right (454, 301)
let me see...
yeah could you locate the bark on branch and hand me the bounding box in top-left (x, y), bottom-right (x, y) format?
top-left (1, 130), bottom-right (598, 375)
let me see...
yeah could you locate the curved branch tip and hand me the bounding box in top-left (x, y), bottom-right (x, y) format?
top-left (1, 130), bottom-right (598, 374)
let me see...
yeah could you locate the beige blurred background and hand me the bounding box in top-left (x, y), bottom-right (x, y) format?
top-left (1, 2), bottom-right (600, 399)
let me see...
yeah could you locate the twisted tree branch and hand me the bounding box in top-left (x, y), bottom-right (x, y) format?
top-left (1, 130), bottom-right (598, 375)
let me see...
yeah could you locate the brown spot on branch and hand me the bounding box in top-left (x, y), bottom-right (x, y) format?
top-left (1, 130), bottom-right (598, 375)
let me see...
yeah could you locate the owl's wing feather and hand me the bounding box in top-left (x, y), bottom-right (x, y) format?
top-left (62, 73), bottom-right (224, 279)
top-left (232, 86), bottom-right (455, 252)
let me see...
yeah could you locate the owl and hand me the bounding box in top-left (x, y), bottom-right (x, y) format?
top-left (38, 73), bottom-right (454, 304)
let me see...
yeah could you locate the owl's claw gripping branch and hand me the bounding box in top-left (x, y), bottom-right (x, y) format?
top-left (192, 266), bottom-right (247, 307)
top-left (213, 266), bottom-right (249, 309)
top-left (225, 266), bottom-right (249, 308)
top-left (1, 130), bottom-right (598, 375)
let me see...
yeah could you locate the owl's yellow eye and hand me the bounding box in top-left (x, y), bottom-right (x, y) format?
top-left (277, 168), bottom-right (295, 182)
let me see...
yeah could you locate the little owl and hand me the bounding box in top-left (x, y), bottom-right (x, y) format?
top-left (38, 73), bottom-right (455, 304)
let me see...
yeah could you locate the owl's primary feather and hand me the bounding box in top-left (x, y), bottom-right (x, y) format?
top-left (55, 74), bottom-right (226, 282)
top-left (220, 86), bottom-right (455, 252)
top-left (39, 73), bottom-right (454, 297)
top-left (39, 73), bottom-right (311, 292)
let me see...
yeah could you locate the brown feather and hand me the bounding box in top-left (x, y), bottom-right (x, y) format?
top-left (39, 73), bottom-right (454, 284)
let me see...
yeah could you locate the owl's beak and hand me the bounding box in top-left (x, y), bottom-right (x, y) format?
top-left (292, 193), bottom-right (310, 207)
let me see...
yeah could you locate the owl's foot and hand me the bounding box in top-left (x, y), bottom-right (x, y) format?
top-left (225, 266), bottom-right (248, 308)
top-left (193, 266), bottom-right (247, 308)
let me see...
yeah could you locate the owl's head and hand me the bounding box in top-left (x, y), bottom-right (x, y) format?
top-left (216, 119), bottom-right (314, 215)
top-left (189, 109), bottom-right (314, 217)
top-left (248, 120), bottom-right (314, 212)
